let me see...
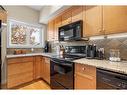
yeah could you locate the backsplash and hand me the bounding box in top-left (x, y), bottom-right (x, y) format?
top-left (89, 38), bottom-right (127, 60)
top-left (7, 37), bottom-right (127, 60)
top-left (7, 48), bottom-right (43, 54)
top-left (51, 37), bottom-right (127, 60)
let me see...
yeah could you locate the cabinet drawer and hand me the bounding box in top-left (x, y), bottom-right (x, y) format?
top-left (7, 61), bottom-right (34, 88)
top-left (75, 73), bottom-right (96, 89)
top-left (75, 63), bottom-right (96, 77)
top-left (8, 71), bottom-right (33, 88)
top-left (8, 57), bottom-right (33, 64)
top-left (8, 62), bottom-right (33, 76)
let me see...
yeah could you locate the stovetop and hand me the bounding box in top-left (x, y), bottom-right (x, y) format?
top-left (52, 53), bottom-right (86, 61)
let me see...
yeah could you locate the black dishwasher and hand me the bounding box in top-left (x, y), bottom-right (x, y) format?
top-left (97, 68), bottom-right (127, 89)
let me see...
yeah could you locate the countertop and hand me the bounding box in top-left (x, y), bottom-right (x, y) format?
top-left (73, 58), bottom-right (127, 75)
top-left (6, 53), bottom-right (58, 58)
top-left (6, 53), bottom-right (127, 75)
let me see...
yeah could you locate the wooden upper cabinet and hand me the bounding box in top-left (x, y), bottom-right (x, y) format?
top-left (47, 20), bottom-right (54, 41)
top-left (0, 10), bottom-right (7, 23)
top-left (61, 8), bottom-right (72, 26)
top-left (103, 6), bottom-right (127, 34)
top-left (71, 6), bottom-right (83, 22)
top-left (54, 16), bottom-right (62, 41)
top-left (83, 6), bottom-right (103, 37)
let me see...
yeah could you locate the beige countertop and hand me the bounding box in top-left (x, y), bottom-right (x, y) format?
top-left (73, 58), bottom-right (127, 75)
top-left (6, 53), bottom-right (58, 58)
top-left (7, 53), bottom-right (127, 74)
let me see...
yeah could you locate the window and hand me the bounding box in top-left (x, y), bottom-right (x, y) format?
top-left (8, 19), bottom-right (44, 48)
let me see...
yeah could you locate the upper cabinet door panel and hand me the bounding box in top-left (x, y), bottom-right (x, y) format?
top-left (54, 16), bottom-right (62, 41)
top-left (72, 6), bottom-right (83, 22)
top-left (84, 6), bottom-right (103, 37)
top-left (47, 20), bottom-right (54, 41)
top-left (61, 8), bottom-right (72, 26)
top-left (103, 6), bottom-right (127, 34)
top-left (0, 10), bottom-right (7, 23)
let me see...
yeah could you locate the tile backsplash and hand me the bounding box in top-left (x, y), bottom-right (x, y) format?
top-left (7, 37), bottom-right (127, 60)
top-left (51, 37), bottom-right (127, 60)
top-left (89, 38), bottom-right (127, 60)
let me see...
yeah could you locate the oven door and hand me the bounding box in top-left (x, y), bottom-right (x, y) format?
top-left (50, 59), bottom-right (74, 89)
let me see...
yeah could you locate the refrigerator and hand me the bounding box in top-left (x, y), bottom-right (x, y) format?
top-left (0, 16), bottom-right (7, 89)
top-left (0, 20), bottom-right (1, 89)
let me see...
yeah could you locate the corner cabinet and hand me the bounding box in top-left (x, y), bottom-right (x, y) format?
top-left (75, 63), bottom-right (96, 89)
top-left (103, 6), bottom-right (127, 34)
top-left (83, 6), bottom-right (103, 37)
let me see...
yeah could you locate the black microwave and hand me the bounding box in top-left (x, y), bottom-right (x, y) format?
top-left (58, 20), bottom-right (83, 41)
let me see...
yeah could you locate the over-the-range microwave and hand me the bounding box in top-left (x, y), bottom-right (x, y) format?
top-left (58, 20), bottom-right (83, 41)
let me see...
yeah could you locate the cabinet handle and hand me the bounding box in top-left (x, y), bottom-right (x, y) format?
top-left (82, 67), bottom-right (85, 71)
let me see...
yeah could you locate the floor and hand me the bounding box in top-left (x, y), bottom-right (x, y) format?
top-left (18, 80), bottom-right (51, 90)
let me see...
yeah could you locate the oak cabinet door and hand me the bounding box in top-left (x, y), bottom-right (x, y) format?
top-left (0, 10), bottom-right (7, 23)
top-left (44, 57), bottom-right (50, 84)
top-left (83, 6), bottom-right (103, 37)
top-left (54, 16), bottom-right (62, 41)
top-left (40, 57), bottom-right (45, 79)
top-left (47, 20), bottom-right (54, 41)
top-left (40, 57), bottom-right (50, 84)
top-left (61, 8), bottom-right (72, 26)
top-left (75, 73), bottom-right (96, 89)
top-left (34, 56), bottom-right (41, 79)
top-left (7, 59), bottom-right (34, 88)
top-left (103, 6), bottom-right (127, 34)
top-left (75, 63), bottom-right (96, 89)
top-left (72, 6), bottom-right (83, 22)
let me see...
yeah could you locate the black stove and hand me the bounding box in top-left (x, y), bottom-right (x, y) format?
top-left (50, 46), bottom-right (86, 89)
top-left (52, 54), bottom-right (85, 62)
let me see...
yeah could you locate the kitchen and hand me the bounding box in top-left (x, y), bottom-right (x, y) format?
top-left (0, 5), bottom-right (127, 90)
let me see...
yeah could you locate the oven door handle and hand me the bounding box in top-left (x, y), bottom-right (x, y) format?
top-left (51, 59), bottom-right (72, 67)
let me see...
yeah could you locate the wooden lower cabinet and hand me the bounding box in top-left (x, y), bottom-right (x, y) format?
top-left (7, 57), bottom-right (34, 88)
top-left (75, 63), bottom-right (96, 89)
top-left (41, 57), bottom-right (50, 84)
top-left (34, 56), bottom-right (41, 79)
top-left (7, 56), bottom-right (51, 88)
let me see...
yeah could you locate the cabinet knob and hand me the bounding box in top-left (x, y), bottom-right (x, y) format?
top-left (82, 67), bottom-right (85, 71)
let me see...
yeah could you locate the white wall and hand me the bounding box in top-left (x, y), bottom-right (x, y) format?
top-left (4, 6), bottom-right (40, 25)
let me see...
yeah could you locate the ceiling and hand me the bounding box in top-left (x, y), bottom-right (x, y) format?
top-left (28, 6), bottom-right (44, 11)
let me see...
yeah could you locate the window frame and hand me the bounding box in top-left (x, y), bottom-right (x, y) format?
top-left (7, 19), bottom-right (43, 48)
